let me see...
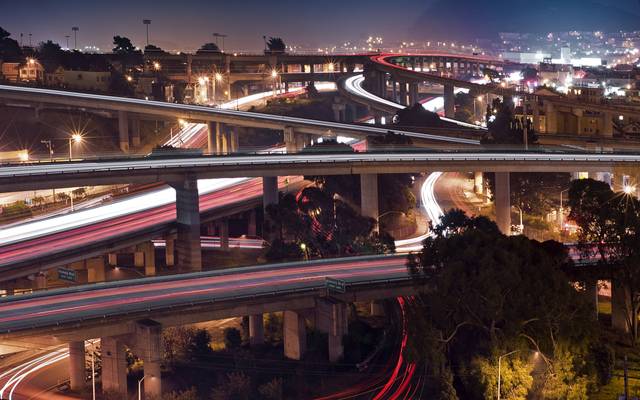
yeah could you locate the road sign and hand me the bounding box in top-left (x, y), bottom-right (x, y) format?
top-left (58, 267), bottom-right (76, 282)
top-left (325, 277), bottom-right (346, 293)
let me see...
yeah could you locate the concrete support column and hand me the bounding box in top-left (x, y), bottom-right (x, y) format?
top-left (544, 101), bottom-right (557, 133)
top-left (316, 300), bottom-right (347, 362)
top-left (107, 253), bottom-right (118, 267)
top-left (263, 176), bottom-right (278, 210)
top-left (247, 210), bottom-right (257, 237)
top-left (134, 320), bottom-right (162, 399)
top-left (283, 310), bottom-right (306, 360)
top-left (215, 122), bottom-right (225, 154)
top-left (142, 241), bottom-right (156, 276)
top-left (165, 236), bottom-right (175, 267)
top-left (360, 174), bottom-right (379, 231)
top-left (206, 121), bottom-right (215, 154)
top-left (33, 272), bottom-right (46, 290)
top-left (172, 174), bottom-right (202, 271)
top-left (532, 97), bottom-right (541, 133)
top-left (68, 341), bottom-right (85, 392)
top-left (495, 172), bottom-right (511, 235)
top-left (611, 277), bottom-right (630, 332)
top-left (474, 172), bottom-right (484, 195)
top-left (134, 251), bottom-right (145, 268)
top-left (117, 110), bottom-right (129, 153)
top-left (585, 279), bottom-right (599, 320)
top-left (443, 84), bottom-right (455, 118)
top-left (219, 218), bottom-right (229, 251)
top-left (87, 257), bottom-right (106, 283)
top-left (283, 126), bottom-right (296, 153)
top-left (249, 314), bottom-right (264, 346)
top-left (399, 82), bottom-right (407, 106)
top-left (409, 82), bottom-right (419, 105)
top-left (101, 336), bottom-right (128, 397)
top-left (391, 80), bottom-right (398, 102)
top-left (131, 118), bottom-right (141, 148)
top-left (370, 300), bottom-right (385, 316)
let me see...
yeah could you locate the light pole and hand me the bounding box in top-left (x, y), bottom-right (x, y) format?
top-left (300, 243), bottom-right (308, 261)
top-left (68, 133), bottom-right (82, 161)
top-left (559, 188), bottom-right (569, 230)
top-left (497, 350), bottom-right (520, 400)
top-left (90, 341), bottom-right (96, 400)
top-left (138, 374), bottom-right (152, 400)
top-left (72, 27), bottom-right (79, 50)
top-left (64, 35), bottom-right (70, 50)
top-left (143, 19), bottom-right (151, 46)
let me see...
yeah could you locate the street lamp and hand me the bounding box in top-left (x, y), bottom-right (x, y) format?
top-left (138, 374), bottom-right (153, 400)
top-left (300, 243), bottom-right (308, 261)
top-left (497, 350), bottom-right (519, 400)
top-left (69, 133), bottom-right (82, 161)
top-left (153, 61), bottom-right (161, 71)
top-left (559, 188), bottom-right (569, 229)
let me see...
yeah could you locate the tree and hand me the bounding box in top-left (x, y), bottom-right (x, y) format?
top-left (265, 37), bottom-right (286, 53)
top-left (258, 378), bottom-right (283, 400)
top-left (567, 178), bottom-right (640, 343)
top-left (223, 327), bottom-right (242, 349)
top-left (72, 187), bottom-right (86, 199)
top-left (482, 99), bottom-right (537, 145)
top-left (112, 36), bottom-right (137, 54)
top-left (394, 103), bottom-right (444, 128)
top-left (210, 372), bottom-right (251, 400)
top-left (406, 209), bottom-right (596, 398)
top-left (196, 42), bottom-right (220, 54)
top-left (0, 26), bottom-right (22, 61)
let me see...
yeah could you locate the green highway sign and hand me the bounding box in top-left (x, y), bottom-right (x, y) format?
top-left (58, 267), bottom-right (76, 282)
top-left (325, 277), bottom-right (346, 293)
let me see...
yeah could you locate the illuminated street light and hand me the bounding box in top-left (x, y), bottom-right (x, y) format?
top-left (624, 185), bottom-right (635, 195)
top-left (271, 69), bottom-right (278, 78)
top-left (126, 75), bottom-right (133, 82)
top-left (215, 72), bottom-right (222, 82)
top-left (69, 133), bottom-right (83, 160)
top-left (153, 61), bottom-right (161, 71)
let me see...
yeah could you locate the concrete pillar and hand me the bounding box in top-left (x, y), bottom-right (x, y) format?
top-left (399, 82), bottom-right (407, 106)
top-left (134, 320), bottom-right (162, 398)
top-left (68, 341), bottom-right (85, 392)
top-left (495, 172), bottom-right (511, 235)
top-left (249, 314), bottom-right (264, 346)
top-left (219, 218), bottom-right (229, 251)
top-left (283, 310), bottom-right (306, 360)
top-left (315, 300), bottom-right (347, 362)
top-left (33, 272), bottom-right (46, 290)
top-left (247, 210), bottom-right (257, 237)
top-left (215, 122), bottom-right (225, 154)
top-left (391, 80), bottom-right (398, 102)
top-left (165, 236), bottom-right (175, 267)
top-left (134, 251), bottom-right (145, 268)
top-left (107, 253), bottom-right (118, 267)
top-left (409, 82), bottom-right (419, 105)
top-left (142, 241), bottom-right (156, 276)
top-left (101, 336), bottom-right (128, 397)
top-left (370, 300), bottom-right (385, 316)
top-left (360, 174), bottom-right (379, 231)
top-left (544, 101), bottom-right (557, 133)
top-left (206, 121), bottom-right (215, 154)
top-left (131, 118), bottom-right (141, 147)
top-left (87, 257), bottom-right (106, 283)
top-left (263, 176), bottom-right (278, 211)
top-left (611, 277), bottom-right (630, 332)
top-left (573, 108), bottom-right (584, 135)
top-left (284, 126), bottom-right (297, 153)
top-left (171, 173), bottom-right (202, 271)
top-left (474, 172), bottom-right (483, 195)
top-left (532, 97), bottom-right (541, 133)
top-left (585, 279), bottom-right (599, 320)
top-left (443, 84), bottom-right (455, 118)
top-left (117, 110), bottom-right (129, 153)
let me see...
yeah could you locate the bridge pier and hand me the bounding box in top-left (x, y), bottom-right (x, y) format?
top-left (101, 336), bottom-right (128, 397)
top-left (32, 272), bottom-right (47, 290)
top-left (283, 310), bottom-right (306, 360)
top-left (360, 174), bottom-right (379, 231)
top-left (611, 277), bottom-right (630, 332)
top-left (262, 176), bottom-right (279, 241)
top-left (131, 118), bottom-right (141, 148)
top-left (87, 257), bottom-right (106, 283)
top-left (474, 172), bottom-right (484, 195)
top-left (247, 210), bottom-right (257, 237)
top-left (107, 253), bottom-right (118, 267)
top-left (495, 172), bottom-right (511, 235)
top-left (206, 121), bottom-right (216, 154)
top-left (68, 341), bottom-right (85, 391)
top-left (399, 82), bottom-right (407, 106)
top-left (219, 218), bottom-right (229, 251)
top-left (409, 82), bottom-right (419, 105)
top-left (140, 241), bottom-right (156, 276)
top-left (118, 110), bottom-right (129, 153)
top-left (133, 320), bottom-right (163, 398)
top-left (171, 174), bottom-right (202, 271)
top-left (443, 84), bottom-right (455, 118)
top-left (249, 314), bottom-right (264, 346)
top-left (602, 112), bottom-right (614, 137)
top-left (284, 126), bottom-right (297, 153)
top-left (315, 299), bottom-right (347, 362)
top-left (585, 279), bottom-right (599, 320)
top-left (370, 300), bottom-right (385, 316)
top-left (165, 235), bottom-right (175, 267)
top-left (134, 250), bottom-right (144, 268)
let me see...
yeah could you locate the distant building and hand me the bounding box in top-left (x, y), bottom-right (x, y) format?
top-left (61, 70), bottom-right (111, 91)
top-left (18, 58), bottom-right (45, 82)
top-left (0, 62), bottom-right (20, 82)
top-left (567, 86), bottom-right (604, 104)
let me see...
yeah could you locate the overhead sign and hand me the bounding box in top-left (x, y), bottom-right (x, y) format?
top-left (325, 277), bottom-right (346, 294)
top-left (58, 267), bottom-right (76, 282)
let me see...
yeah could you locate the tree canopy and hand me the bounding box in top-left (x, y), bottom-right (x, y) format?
top-left (196, 42), bottom-right (221, 54)
top-left (481, 98), bottom-right (537, 145)
top-left (265, 37), bottom-right (286, 53)
top-left (394, 103), bottom-right (444, 128)
top-left (0, 26), bottom-right (22, 61)
top-left (406, 209), bottom-right (597, 398)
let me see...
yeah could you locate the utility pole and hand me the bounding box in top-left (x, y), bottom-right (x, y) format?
top-left (143, 19), bottom-right (151, 46)
top-left (72, 27), bottom-right (79, 50)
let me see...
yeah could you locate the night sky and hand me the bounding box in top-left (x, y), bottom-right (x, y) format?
top-left (2, 0), bottom-right (639, 52)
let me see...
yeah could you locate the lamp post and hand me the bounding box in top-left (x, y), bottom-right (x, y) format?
top-left (559, 188), bottom-right (569, 230)
top-left (90, 341), bottom-right (96, 400)
top-left (138, 375), bottom-right (152, 400)
top-left (69, 133), bottom-right (82, 161)
top-left (497, 350), bottom-right (520, 400)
